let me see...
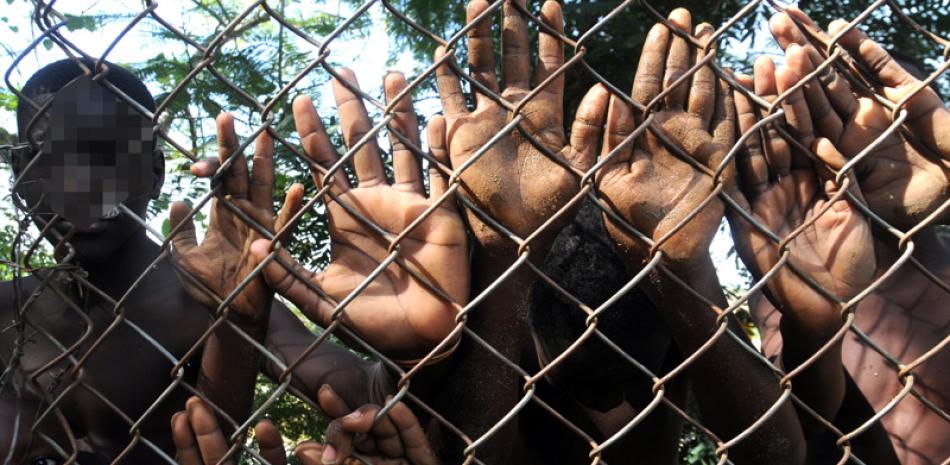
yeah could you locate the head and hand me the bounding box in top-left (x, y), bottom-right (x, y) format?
top-left (12, 58), bottom-right (163, 264)
top-left (530, 201), bottom-right (672, 412)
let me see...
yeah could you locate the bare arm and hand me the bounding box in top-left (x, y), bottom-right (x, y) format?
top-left (262, 302), bottom-right (392, 409)
top-left (597, 9), bottom-right (806, 463)
top-left (170, 113), bottom-right (302, 430)
top-left (430, 0), bottom-right (609, 461)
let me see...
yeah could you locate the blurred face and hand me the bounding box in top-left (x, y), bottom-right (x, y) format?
top-left (13, 77), bottom-right (162, 263)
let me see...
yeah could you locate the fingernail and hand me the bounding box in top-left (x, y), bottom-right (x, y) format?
top-left (347, 409), bottom-right (363, 421)
top-left (321, 444), bottom-right (337, 465)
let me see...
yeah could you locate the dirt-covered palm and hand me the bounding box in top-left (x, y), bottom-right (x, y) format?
top-left (598, 10), bottom-right (736, 268)
top-left (434, 0), bottom-right (609, 254)
top-left (251, 71), bottom-right (469, 360)
top-left (169, 113), bottom-right (302, 325)
top-left (728, 57), bottom-right (875, 334)
top-left (769, 10), bottom-right (950, 228)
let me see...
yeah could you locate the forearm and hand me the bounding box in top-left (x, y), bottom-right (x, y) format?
top-left (263, 304), bottom-right (393, 408)
top-left (197, 316), bottom-right (266, 435)
top-left (640, 258), bottom-right (806, 465)
top-left (432, 248), bottom-right (537, 464)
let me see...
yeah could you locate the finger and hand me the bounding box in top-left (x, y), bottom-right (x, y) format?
top-left (325, 406), bottom-right (379, 464)
top-left (791, 44), bottom-right (860, 122)
top-left (466, 0), bottom-right (499, 108)
top-left (190, 157), bottom-right (221, 178)
top-left (217, 112), bottom-right (249, 200)
top-left (317, 384), bottom-right (352, 418)
top-left (294, 442), bottom-right (324, 465)
top-left (813, 137), bottom-right (866, 203)
top-left (250, 239), bottom-right (332, 326)
top-left (829, 19), bottom-right (917, 88)
top-left (388, 403), bottom-right (438, 465)
top-left (502, 0), bottom-right (530, 89)
top-left (734, 74), bottom-right (770, 198)
top-left (172, 411), bottom-right (202, 465)
top-left (664, 8), bottom-right (692, 111)
top-left (384, 72), bottom-right (424, 193)
top-left (534, 0), bottom-right (565, 99)
top-left (321, 419), bottom-right (348, 465)
top-left (274, 183), bottom-right (305, 247)
top-left (254, 420), bottom-right (287, 465)
top-left (293, 95), bottom-right (349, 192)
top-left (598, 94), bottom-right (635, 187)
top-left (785, 44), bottom-right (844, 142)
top-left (770, 15), bottom-right (858, 120)
top-left (633, 22), bottom-right (670, 112)
top-left (754, 56), bottom-right (791, 178)
top-left (567, 83), bottom-right (610, 172)
top-left (366, 410), bottom-right (403, 457)
top-left (333, 68), bottom-right (386, 187)
top-left (775, 65), bottom-right (816, 168)
top-left (687, 23), bottom-right (717, 128)
top-left (186, 397), bottom-right (234, 465)
top-left (169, 201), bottom-right (198, 254)
top-left (434, 46), bottom-right (469, 117)
top-left (426, 116), bottom-right (453, 205)
top-left (250, 130), bottom-right (275, 213)
top-left (711, 73), bottom-right (736, 148)
top-left (785, 7), bottom-right (828, 41)
top-left (339, 405), bottom-right (380, 435)
top-left (768, 11), bottom-right (809, 50)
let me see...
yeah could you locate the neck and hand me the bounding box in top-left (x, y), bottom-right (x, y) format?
top-left (82, 233), bottom-right (162, 297)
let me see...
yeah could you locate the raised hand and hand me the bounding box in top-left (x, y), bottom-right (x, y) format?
top-left (597, 9), bottom-right (735, 269)
top-left (251, 70), bottom-right (469, 361)
top-left (729, 56), bottom-right (875, 340)
top-left (169, 113), bottom-right (303, 325)
top-left (435, 0), bottom-right (609, 255)
top-left (769, 9), bottom-right (950, 227)
top-left (728, 55), bottom-right (876, 426)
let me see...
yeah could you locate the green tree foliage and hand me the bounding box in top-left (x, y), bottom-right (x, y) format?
top-left (798, 0), bottom-right (950, 96)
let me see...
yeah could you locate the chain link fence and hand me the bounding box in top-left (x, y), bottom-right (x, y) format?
top-left (1, 0), bottom-right (948, 464)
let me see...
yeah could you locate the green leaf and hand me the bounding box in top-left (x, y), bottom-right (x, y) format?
top-left (64, 13), bottom-right (96, 32)
top-left (41, 38), bottom-right (52, 50)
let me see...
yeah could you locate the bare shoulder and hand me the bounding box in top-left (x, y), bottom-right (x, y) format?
top-left (0, 274), bottom-right (46, 312)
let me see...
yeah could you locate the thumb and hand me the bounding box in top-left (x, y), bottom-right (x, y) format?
top-left (169, 201), bottom-right (198, 254)
top-left (813, 138), bottom-right (866, 203)
top-left (294, 442), bottom-right (325, 465)
top-left (275, 183), bottom-right (305, 247)
top-left (250, 238), bottom-right (331, 326)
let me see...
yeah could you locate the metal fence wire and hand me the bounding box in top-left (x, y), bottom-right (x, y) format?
top-left (1, 0), bottom-right (949, 464)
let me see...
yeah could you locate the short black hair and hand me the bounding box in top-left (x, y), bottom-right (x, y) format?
top-left (16, 58), bottom-right (156, 140)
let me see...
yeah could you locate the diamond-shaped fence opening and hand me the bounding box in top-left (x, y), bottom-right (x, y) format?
top-left (0, 0), bottom-right (948, 465)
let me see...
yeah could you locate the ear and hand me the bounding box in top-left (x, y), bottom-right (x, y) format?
top-left (151, 148), bottom-right (165, 199)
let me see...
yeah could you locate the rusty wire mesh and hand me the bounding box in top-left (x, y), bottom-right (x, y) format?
top-left (1, 0), bottom-right (949, 464)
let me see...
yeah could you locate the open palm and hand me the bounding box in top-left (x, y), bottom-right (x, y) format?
top-left (434, 0), bottom-right (608, 254)
top-left (729, 57), bottom-right (875, 331)
top-left (252, 71), bottom-right (468, 361)
top-left (598, 10), bottom-right (735, 268)
top-left (169, 113), bottom-right (301, 325)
